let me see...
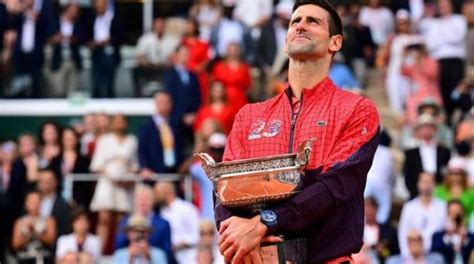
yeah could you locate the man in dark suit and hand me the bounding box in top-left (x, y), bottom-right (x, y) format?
top-left (0, 1), bottom-right (7, 95)
top-left (37, 169), bottom-right (71, 238)
top-left (48, 2), bottom-right (83, 97)
top-left (138, 90), bottom-right (183, 178)
top-left (403, 113), bottom-right (451, 199)
top-left (11, 0), bottom-right (52, 98)
top-left (163, 44), bottom-right (201, 152)
top-left (87, 0), bottom-right (123, 98)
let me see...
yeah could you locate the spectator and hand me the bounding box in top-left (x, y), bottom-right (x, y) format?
top-left (9, 134), bottom-right (40, 220)
top-left (50, 127), bottom-right (91, 208)
top-left (115, 184), bottom-right (173, 263)
top-left (88, 0), bottom-right (123, 98)
top-left (11, 190), bottom-right (56, 264)
top-left (398, 172), bottom-right (447, 257)
top-left (387, 230), bottom-right (444, 264)
top-left (192, 118), bottom-right (224, 155)
top-left (79, 113), bottom-right (97, 158)
top-left (189, 0), bottom-right (222, 41)
top-left (133, 17), bottom-right (179, 97)
top-left (94, 112), bottom-right (110, 137)
top-left (181, 19), bottom-right (211, 103)
top-left (89, 114), bottom-right (138, 247)
top-left (359, 0), bottom-right (394, 46)
top-left (420, 0), bottom-right (467, 122)
top-left (329, 52), bottom-right (360, 90)
top-left (464, 1), bottom-right (474, 67)
top-left (11, 0), bottom-right (51, 98)
top-left (434, 163), bottom-right (474, 220)
top-left (198, 220), bottom-right (224, 264)
top-left (164, 44), bottom-right (201, 129)
top-left (193, 81), bottom-right (235, 135)
top-left (37, 169), bottom-right (71, 238)
top-left (0, 0), bottom-right (7, 95)
top-left (456, 113), bottom-right (474, 143)
top-left (113, 214), bottom-right (168, 264)
top-left (138, 90), bottom-right (183, 176)
top-left (339, 3), bottom-right (375, 88)
top-left (364, 129), bottom-right (395, 224)
top-left (211, 42), bottom-right (251, 111)
top-left (450, 142), bottom-right (474, 187)
top-left (376, 9), bottom-right (424, 115)
top-left (47, 2), bottom-right (83, 98)
top-left (362, 197), bottom-right (399, 263)
top-left (55, 207), bottom-right (101, 263)
top-left (155, 181), bottom-right (200, 264)
top-left (37, 121), bottom-right (62, 171)
top-left (452, 66), bottom-right (474, 122)
top-left (401, 43), bottom-right (443, 128)
top-left (403, 113), bottom-right (451, 198)
top-left (209, 2), bottom-right (250, 59)
top-left (232, 0), bottom-right (272, 62)
top-left (432, 199), bottom-right (474, 264)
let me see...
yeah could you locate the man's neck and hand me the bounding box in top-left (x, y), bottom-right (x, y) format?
top-left (287, 58), bottom-right (330, 100)
top-left (419, 194), bottom-right (432, 205)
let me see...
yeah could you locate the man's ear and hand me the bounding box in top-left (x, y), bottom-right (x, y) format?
top-left (284, 36), bottom-right (289, 55)
top-left (329, 34), bottom-right (343, 54)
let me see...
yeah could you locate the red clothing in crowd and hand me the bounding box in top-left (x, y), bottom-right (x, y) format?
top-left (211, 61), bottom-right (251, 111)
top-left (216, 78), bottom-right (380, 263)
top-left (193, 105), bottom-right (235, 134)
top-left (182, 37), bottom-right (211, 102)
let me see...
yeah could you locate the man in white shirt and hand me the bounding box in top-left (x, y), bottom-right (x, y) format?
top-left (420, 0), bottom-right (467, 121)
top-left (133, 17), bottom-right (180, 97)
top-left (154, 181), bottom-right (200, 264)
top-left (358, 0), bottom-right (394, 46)
top-left (398, 172), bottom-right (447, 257)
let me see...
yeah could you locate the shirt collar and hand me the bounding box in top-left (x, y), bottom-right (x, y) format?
top-left (284, 77), bottom-right (334, 103)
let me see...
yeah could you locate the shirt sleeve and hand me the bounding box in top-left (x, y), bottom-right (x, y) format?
top-left (268, 98), bottom-right (380, 235)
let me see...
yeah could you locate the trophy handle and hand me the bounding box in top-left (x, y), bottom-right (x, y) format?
top-left (295, 138), bottom-right (316, 170)
top-left (193, 153), bottom-right (216, 180)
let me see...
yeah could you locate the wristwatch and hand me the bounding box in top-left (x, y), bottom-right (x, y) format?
top-left (260, 210), bottom-right (278, 227)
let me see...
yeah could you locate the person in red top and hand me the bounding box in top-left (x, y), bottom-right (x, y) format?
top-left (193, 80), bottom-right (236, 134)
top-left (182, 19), bottom-right (211, 103)
top-left (215, 0), bottom-right (380, 263)
top-left (211, 42), bottom-right (252, 111)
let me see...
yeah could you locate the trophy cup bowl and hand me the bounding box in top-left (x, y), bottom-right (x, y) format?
top-left (194, 139), bottom-right (315, 210)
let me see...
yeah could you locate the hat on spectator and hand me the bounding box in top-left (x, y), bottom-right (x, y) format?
top-left (125, 214), bottom-right (152, 232)
top-left (446, 157), bottom-right (468, 175)
top-left (208, 133), bottom-right (227, 148)
top-left (417, 98), bottom-right (440, 115)
top-left (396, 9), bottom-right (410, 21)
top-left (415, 113), bottom-right (437, 129)
top-left (276, 2), bottom-right (293, 20)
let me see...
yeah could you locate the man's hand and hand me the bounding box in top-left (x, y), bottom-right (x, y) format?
top-left (140, 168), bottom-right (154, 179)
top-left (218, 215), bottom-right (268, 264)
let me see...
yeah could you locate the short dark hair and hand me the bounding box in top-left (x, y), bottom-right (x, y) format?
top-left (292, 0), bottom-right (343, 37)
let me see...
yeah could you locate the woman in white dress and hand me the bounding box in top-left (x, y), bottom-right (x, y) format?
top-left (89, 114), bottom-right (138, 249)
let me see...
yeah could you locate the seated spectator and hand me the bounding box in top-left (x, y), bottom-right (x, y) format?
top-left (359, 0), bottom-right (394, 46)
top-left (38, 121), bottom-right (62, 170)
top-left (449, 142), bottom-right (474, 187)
top-left (133, 17), bottom-right (179, 97)
top-left (364, 129), bottom-right (394, 224)
top-left (192, 119), bottom-right (224, 155)
top-left (451, 66), bottom-right (474, 122)
top-left (12, 190), bottom-right (56, 264)
top-left (434, 164), bottom-right (474, 221)
top-left (113, 214), bottom-right (167, 264)
top-left (403, 113), bottom-right (451, 198)
top-left (55, 207), bottom-right (101, 262)
top-left (432, 199), bottom-right (474, 263)
top-left (387, 230), bottom-right (444, 264)
top-left (198, 220), bottom-right (224, 263)
top-left (89, 114), bottom-right (138, 248)
top-left (138, 90), bottom-right (183, 176)
top-left (362, 197), bottom-right (399, 263)
top-left (193, 81), bottom-right (235, 135)
top-left (189, 0), bottom-right (221, 41)
top-left (115, 184), bottom-right (173, 262)
top-left (50, 127), bottom-right (91, 207)
top-left (212, 42), bottom-right (251, 111)
top-left (398, 172), bottom-right (447, 257)
top-left (329, 53), bottom-right (361, 90)
top-left (155, 181), bottom-right (200, 264)
top-left (9, 134), bottom-right (40, 220)
top-left (37, 169), bottom-right (71, 238)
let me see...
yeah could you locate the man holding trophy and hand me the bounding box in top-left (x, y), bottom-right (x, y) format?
top-left (207, 0), bottom-right (380, 263)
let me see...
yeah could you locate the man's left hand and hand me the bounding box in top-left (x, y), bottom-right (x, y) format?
top-left (218, 215), bottom-right (268, 264)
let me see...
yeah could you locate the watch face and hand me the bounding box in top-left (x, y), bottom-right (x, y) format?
top-left (262, 210), bottom-right (277, 224)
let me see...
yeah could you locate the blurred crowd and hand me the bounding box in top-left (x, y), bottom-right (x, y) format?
top-left (0, 0), bottom-right (473, 263)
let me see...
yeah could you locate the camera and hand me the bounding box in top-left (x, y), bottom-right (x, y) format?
top-left (454, 214), bottom-right (463, 227)
top-left (133, 231), bottom-right (146, 243)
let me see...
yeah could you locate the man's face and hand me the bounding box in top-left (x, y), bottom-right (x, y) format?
top-left (417, 172), bottom-right (435, 196)
top-left (73, 215), bottom-right (90, 234)
top-left (19, 136), bottom-right (36, 157)
top-left (154, 93), bottom-right (173, 118)
top-left (285, 5), bottom-right (339, 60)
top-left (135, 190), bottom-right (153, 215)
top-left (95, 0), bottom-right (107, 15)
top-left (153, 19), bottom-right (165, 35)
top-left (38, 171), bottom-right (57, 195)
top-left (447, 203), bottom-right (463, 221)
top-left (438, 0), bottom-right (453, 16)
